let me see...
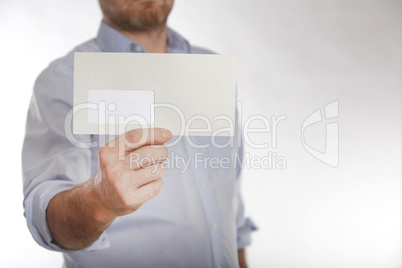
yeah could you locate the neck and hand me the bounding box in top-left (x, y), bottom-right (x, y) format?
top-left (107, 20), bottom-right (168, 53)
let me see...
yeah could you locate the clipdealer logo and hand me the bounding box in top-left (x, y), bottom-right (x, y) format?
top-left (301, 100), bottom-right (339, 168)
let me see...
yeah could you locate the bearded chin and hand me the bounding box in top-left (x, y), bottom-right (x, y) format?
top-left (128, 11), bottom-right (167, 32)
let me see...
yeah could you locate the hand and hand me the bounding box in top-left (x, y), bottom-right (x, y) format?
top-left (92, 128), bottom-right (172, 222)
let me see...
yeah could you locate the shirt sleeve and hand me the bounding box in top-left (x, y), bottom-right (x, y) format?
top-left (22, 59), bottom-right (110, 252)
top-left (235, 187), bottom-right (258, 249)
top-left (234, 104), bottom-right (258, 250)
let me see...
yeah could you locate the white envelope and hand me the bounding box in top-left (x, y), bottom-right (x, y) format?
top-left (73, 52), bottom-right (237, 136)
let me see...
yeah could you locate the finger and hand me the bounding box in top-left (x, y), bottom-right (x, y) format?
top-left (127, 145), bottom-right (169, 170)
top-left (121, 128), bottom-right (172, 151)
top-left (135, 178), bottom-right (164, 204)
top-left (102, 128), bottom-right (172, 159)
top-left (130, 162), bottom-right (168, 187)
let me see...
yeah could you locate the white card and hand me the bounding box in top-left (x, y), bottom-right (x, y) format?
top-left (73, 53), bottom-right (237, 136)
top-left (87, 90), bottom-right (154, 125)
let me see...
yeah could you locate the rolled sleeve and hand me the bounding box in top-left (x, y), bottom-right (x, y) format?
top-left (236, 217), bottom-right (258, 249)
top-left (23, 180), bottom-right (111, 252)
top-left (234, 179), bottom-right (258, 249)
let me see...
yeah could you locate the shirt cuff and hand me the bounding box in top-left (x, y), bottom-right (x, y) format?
top-left (237, 217), bottom-right (258, 249)
top-left (24, 180), bottom-right (111, 253)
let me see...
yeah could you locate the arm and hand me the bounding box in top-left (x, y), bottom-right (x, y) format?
top-left (46, 179), bottom-right (112, 250)
top-left (47, 128), bottom-right (172, 249)
top-left (238, 248), bottom-right (247, 268)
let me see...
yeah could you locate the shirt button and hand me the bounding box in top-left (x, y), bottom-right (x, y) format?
top-left (201, 181), bottom-right (206, 188)
top-left (213, 223), bottom-right (218, 230)
top-left (135, 45), bottom-right (142, 52)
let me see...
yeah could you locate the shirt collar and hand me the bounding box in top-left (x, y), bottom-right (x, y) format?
top-left (95, 21), bottom-right (191, 54)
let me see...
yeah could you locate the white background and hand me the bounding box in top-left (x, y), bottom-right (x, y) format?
top-left (0, 0), bottom-right (401, 267)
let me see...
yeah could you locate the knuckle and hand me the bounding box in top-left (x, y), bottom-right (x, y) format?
top-left (152, 165), bottom-right (166, 178)
top-left (161, 146), bottom-right (169, 159)
top-left (148, 165), bottom-right (164, 179)
top-left (149, 189), bottom-right (158, 199)
top-left (159, 165), bottom-right (168, 176)
top-left (98, 147), bottom-right (108, 159)
top-left (120, 194), bottom-right (131, 208)
top-left (149, 180), bottom-right (163, 198)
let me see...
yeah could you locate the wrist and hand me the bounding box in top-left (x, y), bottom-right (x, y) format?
top-left (85, 178), bottom-right (116, 225)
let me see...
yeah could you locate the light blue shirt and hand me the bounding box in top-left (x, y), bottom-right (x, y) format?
top-left (22, 21), bottom-right (256, 268)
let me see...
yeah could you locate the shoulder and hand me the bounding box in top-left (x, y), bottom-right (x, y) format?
top-left (33, 39), bottom-right (101, 105)
top-left (45, 39), bottom-right (101, 79)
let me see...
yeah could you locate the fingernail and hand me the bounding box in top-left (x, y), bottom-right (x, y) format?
top-left (162, 129), bottom-right (172, 139)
